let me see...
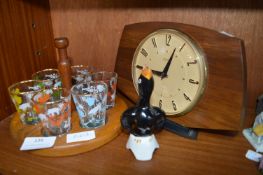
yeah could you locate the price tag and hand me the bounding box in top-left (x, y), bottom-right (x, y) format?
top-left (20, 137), bottom-right (56, 151)
top-left (66, 130), bottom-right (96, 143)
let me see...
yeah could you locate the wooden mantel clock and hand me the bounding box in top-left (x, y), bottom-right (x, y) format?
top-left (115, 22), bottom-right (246, 131)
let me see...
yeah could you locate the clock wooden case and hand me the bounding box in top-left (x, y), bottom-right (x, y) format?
top-left (115, 22), bottom-right (246, 131)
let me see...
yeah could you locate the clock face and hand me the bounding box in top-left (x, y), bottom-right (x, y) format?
top-left (132, 29), bottom-right (207, 116)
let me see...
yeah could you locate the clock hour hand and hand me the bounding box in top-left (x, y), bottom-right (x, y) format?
top-left (136, 65), bottom-right (163, 77)
top-left (161, 48), bottom-right (176, 79)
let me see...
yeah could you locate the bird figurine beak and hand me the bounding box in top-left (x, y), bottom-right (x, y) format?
top-left (141, 66), bottom-right (153, 80)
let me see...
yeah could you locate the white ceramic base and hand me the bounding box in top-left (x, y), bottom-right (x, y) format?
top-left (126, 134), bottom-right (159, 161)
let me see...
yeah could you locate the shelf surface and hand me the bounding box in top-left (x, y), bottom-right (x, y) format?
top-left (0, 95), bottom-right (259, 175)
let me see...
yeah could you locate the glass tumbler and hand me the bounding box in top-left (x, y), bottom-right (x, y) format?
top-left (71, 65), bottom-right (96, 85)
top-left (8, 80), bottom-right (44, 125)
top-left (91, 71), bottom-right (118, 108)
top-left (32, 69), bottom-right (61, 88)
top-left (33, 88), bottom-right (71, 136)
top-left (71, 82), bottom-right (108, 128)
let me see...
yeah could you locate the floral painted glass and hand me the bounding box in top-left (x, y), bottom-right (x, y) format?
top-left (71, 82), bottom-right (107, 128)
top-left (8, 80), bottom-right (44, 125)
top-left (33, 88), bottom-right (71, 136)
top-left (32, 69), bottom-right (61, 88)
top-left (71, 65), bottom-right (96, 85)
top-left (92, 72), bottom-right (118, 108)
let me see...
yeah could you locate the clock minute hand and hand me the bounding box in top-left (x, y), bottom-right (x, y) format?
top-left (161, 48), bottom-right (176, 79)
top-left (136, 65), bottom-right (163, 77)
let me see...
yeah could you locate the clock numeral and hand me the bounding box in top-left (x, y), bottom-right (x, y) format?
top-left (179, 43), bottom-right (186, 52)
top-left (183, 93), bottom-right (191, 102)
top-left (166, 34), bottom-right (171, 46)
top-left (172, 100), bottom-right (177, 111)
top-left (159, 100), bottom-right (162, 108)
top-left (189, 79), bottom-right (199, 84)
top-left (152, 38), bottom-right (157, 48)
top-left (140, 48), bottom-right (148, 57)
top-left (136, 65), bottom-right (143, 70)
top-left (187, 60), bottom-right (197, 66)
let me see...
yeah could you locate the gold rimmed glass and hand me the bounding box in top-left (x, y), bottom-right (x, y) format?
top-left (91, 71), bottom-right (118, 108)
top-left (32, 88), bottom-right (71, 136)
top-left (8, 80), bottom-right (44, 125)
top-left (71, 81), bottom-right (107, 128)
top-left (71, 65), bottom-right (96, 85)
top-left (32, 69), bottom-right (61, 88)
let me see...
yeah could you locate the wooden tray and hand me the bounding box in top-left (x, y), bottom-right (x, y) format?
top-left (9, 96), bottom-right (127, 157)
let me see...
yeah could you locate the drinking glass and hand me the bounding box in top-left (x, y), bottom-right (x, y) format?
top-left (91, 71), bottom-right (117, 108)
top-left (71, 65), bottom-right (96, 85)
top-left (71, 82), bottom-right (107, 128)
top-left (32, 69), bottom-right (61, 88)
top-left (8, 80), bottom-right (44, 125)
top-left (32, 88), bottom-right (71, 136)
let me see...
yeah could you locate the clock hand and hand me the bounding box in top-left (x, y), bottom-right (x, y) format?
top-left (161, 48), bottom-right (176, 79)
top-left (136, 65), bottom-right (163, 77)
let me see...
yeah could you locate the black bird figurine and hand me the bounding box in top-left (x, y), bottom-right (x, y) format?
top-left (121, 67), bottom-right (198, 140)
top-left (121, 67), bottom-right (166, 136)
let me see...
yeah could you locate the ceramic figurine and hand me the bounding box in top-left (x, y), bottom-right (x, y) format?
top-left (243, 94), bottom-right (263, 152)
top-left (121, 67), bottom-right (166, 161)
